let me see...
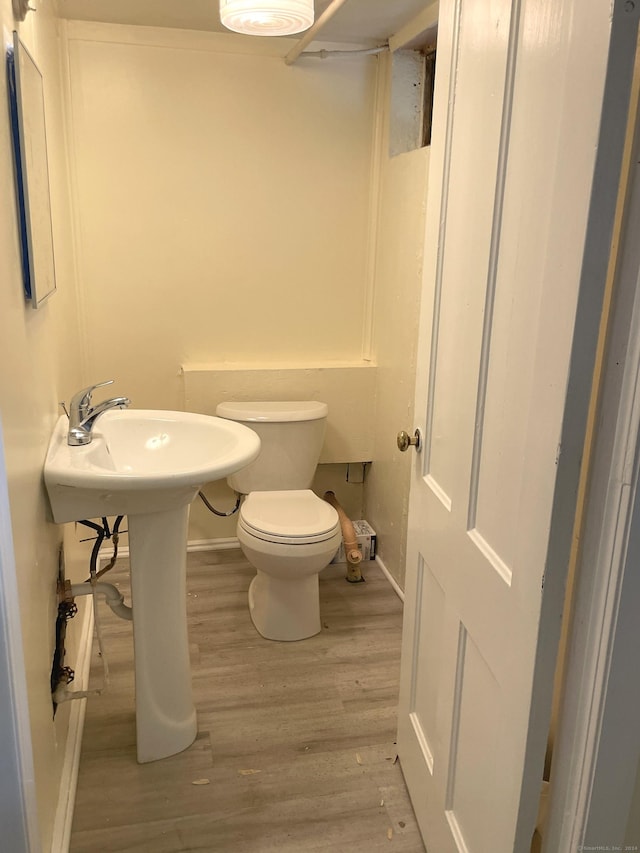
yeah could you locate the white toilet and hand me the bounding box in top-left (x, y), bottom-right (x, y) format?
top-left (215, 401), bottom-right (342, 641)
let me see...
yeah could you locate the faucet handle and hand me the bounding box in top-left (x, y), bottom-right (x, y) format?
top-left (70, 380), bottom-right (114, 418)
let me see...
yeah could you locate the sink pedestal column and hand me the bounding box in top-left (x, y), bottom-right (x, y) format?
top-left (128, 503), bottom-right (197, 763)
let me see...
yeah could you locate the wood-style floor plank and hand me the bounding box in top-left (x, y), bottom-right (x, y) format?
top-left (69, 550), bottom-right (425, 852)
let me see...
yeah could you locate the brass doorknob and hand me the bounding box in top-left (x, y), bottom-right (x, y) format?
top-left (397, 429), bottom-right (422, 452)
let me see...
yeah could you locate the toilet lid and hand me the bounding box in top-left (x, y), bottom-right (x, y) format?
top-left (240, 490), bottom-right (340, 541)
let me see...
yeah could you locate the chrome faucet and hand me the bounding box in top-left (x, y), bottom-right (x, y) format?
top-left (67, 380), bottom-right (131, 446)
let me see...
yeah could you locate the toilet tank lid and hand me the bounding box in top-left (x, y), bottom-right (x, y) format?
top-left (215, 401), bottom-right (328, 423)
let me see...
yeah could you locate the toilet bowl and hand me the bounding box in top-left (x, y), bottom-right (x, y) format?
top-left (215, 401), bottom-right (341, 641)
top-left (237, 490), bottom-right (341, 640)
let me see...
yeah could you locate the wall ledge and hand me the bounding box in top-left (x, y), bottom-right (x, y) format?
top-left (182, 363), bottom-right (377, 463)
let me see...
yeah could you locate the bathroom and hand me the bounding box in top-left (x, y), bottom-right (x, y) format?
top-left (0, 0), bottom-right (429, 849)
top-left (2, 0), bottom-right (640, 851)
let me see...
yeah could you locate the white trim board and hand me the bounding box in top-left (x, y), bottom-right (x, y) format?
top-left (185, 537), bottom-right (240, 553)
top-left (375, 554), bottom-right (405, 602)
top-left (545, 33), bottom-right (640, 844)
top-left (99, 536), bottom-right (241, 561)
top-left (184, 539), bottom-right (406, 602)
top-left (100, 538), bottom-right (406, 604)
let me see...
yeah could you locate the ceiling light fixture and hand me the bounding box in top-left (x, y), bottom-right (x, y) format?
top-left (219, 0), bottom-right (314, 36)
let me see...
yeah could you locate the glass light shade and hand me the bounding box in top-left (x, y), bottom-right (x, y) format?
top-left (219, 0), bottom-right (314, 36)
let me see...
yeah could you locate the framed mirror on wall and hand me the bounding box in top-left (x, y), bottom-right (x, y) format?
top-left (7, 31), bottom-right (57, 308)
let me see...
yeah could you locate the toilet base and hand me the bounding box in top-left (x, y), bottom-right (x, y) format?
top-left (248, 571), bottom-right (320, 641)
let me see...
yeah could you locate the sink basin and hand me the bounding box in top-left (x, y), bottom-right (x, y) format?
top-left (44, 409), bottom-right (261, 523)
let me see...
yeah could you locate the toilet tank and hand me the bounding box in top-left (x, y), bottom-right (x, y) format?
top-left (215, 401), bottom-right (328, 493)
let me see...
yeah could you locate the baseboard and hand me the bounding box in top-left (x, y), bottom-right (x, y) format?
top-left (190, 543), bottom-right (404, 602)
top-left (50, 598), bottom-right (94, 853)
top-left (375, 554), bottom-right (405, 602)
top-left (185, 537), bottom-right (240, 552)
top-left (101, 537), bottom-right (403, 602)
top-left (100, 536), bottom-right (241, 560)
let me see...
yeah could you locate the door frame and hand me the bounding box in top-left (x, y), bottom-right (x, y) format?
top-left (504, 4), bottom-right (640, 848)
top-left (0, 417), bottom-right (41, 852)
top-left (544, 20), bottom-right (640, 848)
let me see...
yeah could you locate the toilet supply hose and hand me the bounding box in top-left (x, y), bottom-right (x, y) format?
top-left (198, 489), bottom-right (241, 517)
top-left (323, 491), bottom-right (364, 583)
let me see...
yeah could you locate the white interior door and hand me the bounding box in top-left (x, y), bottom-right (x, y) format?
top-left (397, 1), bottom-right (638, 851)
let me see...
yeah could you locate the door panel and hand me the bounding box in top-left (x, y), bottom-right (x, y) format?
top-left (397, 0), bottom-right (625, 850)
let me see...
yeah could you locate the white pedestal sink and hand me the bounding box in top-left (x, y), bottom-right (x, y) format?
top-left (44, 410), bottom-right (260, 763)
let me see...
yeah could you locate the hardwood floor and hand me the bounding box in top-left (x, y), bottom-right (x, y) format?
top-left (70, 549), bottom-right (425, 852)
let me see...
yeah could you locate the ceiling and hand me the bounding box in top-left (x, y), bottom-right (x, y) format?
top-left (53, 0), bottom-right (433, 45)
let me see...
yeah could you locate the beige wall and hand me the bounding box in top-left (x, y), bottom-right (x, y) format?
top-left (62, 21), bottom-right (383, 542)
top-left (62, 24), bottom-right (428, 579)
top-left (0, 0), bottom-right (86, 848)
top-left (64, 23), bottom-right (377, 406)
top-left (363, 52), bottom-right (429, 588)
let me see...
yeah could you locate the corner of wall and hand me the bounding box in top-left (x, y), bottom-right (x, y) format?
top-left (362, 49), bottom-right (430, 591)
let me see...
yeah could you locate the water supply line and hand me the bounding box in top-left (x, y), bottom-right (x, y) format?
top-left (198, 489), bottom-right (241, 517)
top-left (323, 491), bottom-right (363, 583)
top-left (285, 0), bottom-right (350, 65)
top-left (53, 581), bottom-right (132, 705)
top-left (79, 515), bottom-right (124, 581)
top-left (52, 577), bottom-right (119, 704)
top-left (300, 45), bottom-right (388, 60)
top-left (54, 516), bottom-right (130, 705)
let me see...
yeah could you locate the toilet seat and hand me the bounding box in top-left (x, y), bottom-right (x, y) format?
top-left (240, 490), bottom-right (340, 545)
